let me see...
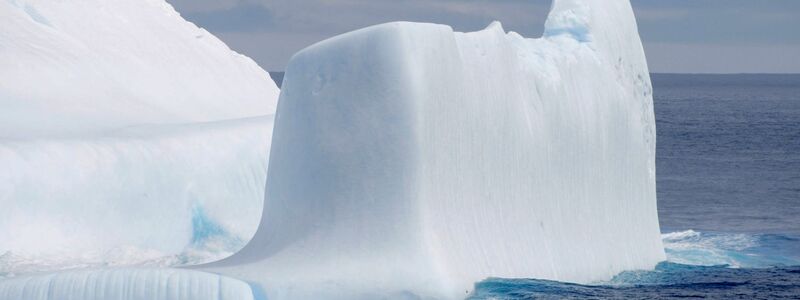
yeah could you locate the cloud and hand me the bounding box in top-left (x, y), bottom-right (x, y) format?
top-left (632, 0), bottom-right (800, 45)
top-left (183, 3), bottom-right (275, 32)
top-left (166, 0), bottom-right (800, 72)
top-left (645, 42), bottom-right (800, 73)
top-left (173, 0), bottom-right (549, 35)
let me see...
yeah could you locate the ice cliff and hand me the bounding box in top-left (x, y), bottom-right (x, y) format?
top-left (0, 0), bottom-right (278, 271)
top-left (204, 0), bottom-right (665, 298)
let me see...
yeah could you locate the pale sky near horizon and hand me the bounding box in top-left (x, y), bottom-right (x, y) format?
top-left (166, 0), bottom-right (800, 73)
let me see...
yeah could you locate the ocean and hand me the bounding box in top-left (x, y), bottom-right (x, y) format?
top-left (467, 73), bottom-right (800, 299)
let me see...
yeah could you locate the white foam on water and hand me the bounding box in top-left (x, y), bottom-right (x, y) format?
top-left (662, 230), bottom-right (800, 268)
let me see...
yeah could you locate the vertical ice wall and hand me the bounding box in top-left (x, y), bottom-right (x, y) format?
top-left (204, 0), bottom-right (664, 298)
top-left (0, 0), bottom-right (279, 271)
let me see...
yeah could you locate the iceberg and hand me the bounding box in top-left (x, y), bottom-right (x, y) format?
top-left (202, 0), bottom-right (665, 298)
top-left (0, 0), bottom-right (278, 271)
top-left (0, 0), bottom-right (664, 299)
top-left (0, 117), bottom-right (273, 274)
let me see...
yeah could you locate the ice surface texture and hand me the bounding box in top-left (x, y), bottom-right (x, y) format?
top-left (0, 0), bottom-right (278, 271)
top-left (203, 0), bottom-right (664, 298)
top-left (0, 269), bottom-right (256, 300)
top-left (0, 118), bottom-right (272, 274)
top-left (0, 0), bottom-right (279, 137)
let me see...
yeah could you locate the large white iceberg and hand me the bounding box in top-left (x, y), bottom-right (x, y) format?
top-left (0, 0), bottom-right (278, 271)
top-left (0, 0), bottom-right (664, 299)
top-left (203, 0), bottom-right (665, 298)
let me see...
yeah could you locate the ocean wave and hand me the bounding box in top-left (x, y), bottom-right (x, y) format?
top-left (662, 230), bottom-right (800, 268)
top-left (469, 230), bottom-right (800, 299)
top-left (469, 230), bottom-right (800, 298)
top-left (471, 262), bottom-right (800, 299)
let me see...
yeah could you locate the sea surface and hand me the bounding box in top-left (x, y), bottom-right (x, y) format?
top-left (468, 73), bottom-right (800, 299)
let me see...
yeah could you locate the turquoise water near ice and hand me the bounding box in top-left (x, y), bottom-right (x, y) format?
top-left (471, 231), bottom-right (800, 299)
top-left (471, 263), bottom-right (800, 299)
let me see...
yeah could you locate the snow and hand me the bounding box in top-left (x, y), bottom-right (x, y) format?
top-left (0, 0), bottom-right (278, 274)
top-left (202, 0), bottom-right (665, 299)
top-left (0, 0), bottom-right (279, 137)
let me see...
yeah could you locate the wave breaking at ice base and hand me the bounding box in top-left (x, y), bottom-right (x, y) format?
top-left (662, 230), bottom-right (800, 268)
top-left (471, 262), bottom-right (800, 299)
top-left (470, 230), bottom-right (800, 299)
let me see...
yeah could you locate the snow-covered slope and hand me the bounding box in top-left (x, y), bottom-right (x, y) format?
top-left (0, 0), bottom-right (279, 138)
top-left (203, 0), bottom-right (664, 298)
top-left (0, 0), bottom-right (278, 274)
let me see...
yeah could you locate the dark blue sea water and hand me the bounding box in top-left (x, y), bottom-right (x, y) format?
top-left (655, 74), bottom-right (800, 236)
top-left (471, 74), bottom-right (800, 299)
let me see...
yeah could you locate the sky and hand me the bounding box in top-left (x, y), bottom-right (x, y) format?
top-left (166, 0), bottom-right (800, 73)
